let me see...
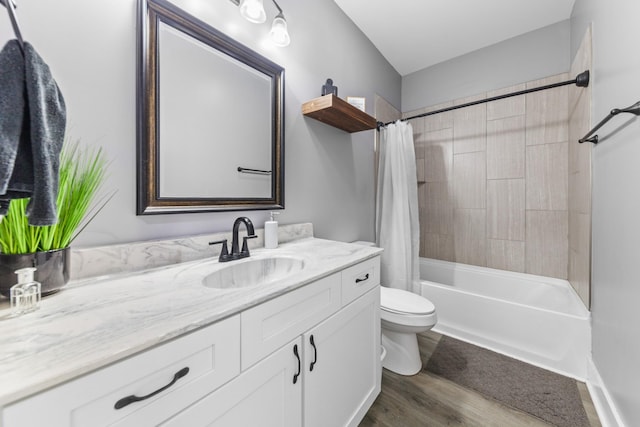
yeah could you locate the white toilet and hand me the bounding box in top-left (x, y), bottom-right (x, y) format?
top-left (380, 286), bottom-right (437, 375)
top-left (353, 242), bottom-right (437, 375)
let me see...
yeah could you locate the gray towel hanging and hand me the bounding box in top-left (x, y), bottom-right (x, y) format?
top-left (0, 40), bottom-right (67, 226)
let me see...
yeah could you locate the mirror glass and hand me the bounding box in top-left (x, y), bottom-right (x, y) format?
top-left (137, 0), bottom-right (285, 214)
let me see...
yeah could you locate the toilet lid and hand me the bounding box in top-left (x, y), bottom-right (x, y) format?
top-left (380, 286), bottom-right (435, 315)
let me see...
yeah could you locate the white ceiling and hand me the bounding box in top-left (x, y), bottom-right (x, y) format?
top-left (333, 0), bottom-right (576, 76)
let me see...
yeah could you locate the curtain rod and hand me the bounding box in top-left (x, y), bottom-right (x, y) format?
top-left (377, 70), bottom-right (590, 131)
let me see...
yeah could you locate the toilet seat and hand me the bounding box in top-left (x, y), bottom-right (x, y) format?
top-left (380, 286), bottom-right (435, 315)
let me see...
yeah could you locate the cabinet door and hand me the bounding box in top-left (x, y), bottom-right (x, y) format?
top-left (162, 337), bottom-right (303, 427)
top-left (303, 288), bottom-right (380, 427)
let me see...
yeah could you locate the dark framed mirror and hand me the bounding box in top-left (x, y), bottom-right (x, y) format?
top-left (137, 0), bottom-right (285, 214)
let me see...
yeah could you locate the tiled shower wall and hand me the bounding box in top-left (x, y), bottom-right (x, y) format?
top-left (405, 71), bottom-right (590, 284)
top-left (568, 26), bottom-right (593, 307)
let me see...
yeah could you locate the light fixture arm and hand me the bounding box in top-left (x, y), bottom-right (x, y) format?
top-left (271, 0), bottom-right (283, 15)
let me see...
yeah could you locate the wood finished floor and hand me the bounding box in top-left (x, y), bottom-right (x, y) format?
top-left (360, 331), bottom-right (601, 427)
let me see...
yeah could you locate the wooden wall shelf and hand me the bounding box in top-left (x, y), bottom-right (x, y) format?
top-left (302, 94), bottom-right (377, 133)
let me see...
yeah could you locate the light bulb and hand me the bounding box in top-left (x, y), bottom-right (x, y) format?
top-left (270, 14), bottom-right (290, 47)
top-left (239, 0), bottom-right (266, 24)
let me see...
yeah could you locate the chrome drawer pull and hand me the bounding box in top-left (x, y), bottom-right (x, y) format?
top-left (114, 367), bottom-right (190, 409)
top-left (355, 273), bottom-right (369, 283)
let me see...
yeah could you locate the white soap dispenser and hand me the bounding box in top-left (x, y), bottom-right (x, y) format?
top-left (264, 211), bottom-right (280, 249)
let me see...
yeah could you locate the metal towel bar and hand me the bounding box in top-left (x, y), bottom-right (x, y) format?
top-left (237, 167), bottom-right (272, 175)
top-left (579, 100), bottom-right (640, 144)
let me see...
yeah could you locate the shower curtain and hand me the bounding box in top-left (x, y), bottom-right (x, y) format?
top-left (376, 120), bottom-right (420, 294)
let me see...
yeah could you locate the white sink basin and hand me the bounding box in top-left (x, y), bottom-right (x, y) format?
top-left (202, 256), bottom-right (305, 290)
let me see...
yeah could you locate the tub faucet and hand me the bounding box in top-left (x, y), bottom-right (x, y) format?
top-left (209, 217), bottom-right (257, 262)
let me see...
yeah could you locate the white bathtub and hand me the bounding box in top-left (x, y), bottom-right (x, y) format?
top-left (420, 257), bottom-right (591, 380)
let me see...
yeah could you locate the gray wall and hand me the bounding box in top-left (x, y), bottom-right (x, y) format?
top-left (571, 1), bottom-right (640, 425)
top-left (0, 0), bottom-right (400, 248)
top-left (402, 20), bottom-right (571, 113)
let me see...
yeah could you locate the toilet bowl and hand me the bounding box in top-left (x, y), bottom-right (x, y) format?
top-left (380, 286), bottom-right (437, 375)
top-left (351, 241), bottom-right (437, 376)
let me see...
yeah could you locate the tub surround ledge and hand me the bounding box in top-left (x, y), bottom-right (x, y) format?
top-left (0, 232), bottom-right (382, 407)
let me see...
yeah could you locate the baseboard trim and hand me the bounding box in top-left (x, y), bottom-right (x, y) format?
top-left (586, 356), bottom-right (627, 427)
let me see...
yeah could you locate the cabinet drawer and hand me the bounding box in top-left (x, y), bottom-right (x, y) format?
top-left (3, 315), bottom-right (241, 427)
top-left (341, 256), bottom-right (380, 306)
top-left (241, 273), bottom-right (341, 370)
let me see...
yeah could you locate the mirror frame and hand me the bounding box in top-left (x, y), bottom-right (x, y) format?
top-left (137, 0), bottom-right (285, 214)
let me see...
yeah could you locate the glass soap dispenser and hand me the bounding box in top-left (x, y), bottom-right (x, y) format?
top-left (264, 211), bottom-right (280, 249)
top-left (10, 267), bottom-right (41, 315)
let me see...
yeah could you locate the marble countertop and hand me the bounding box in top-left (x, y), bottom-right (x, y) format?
top-left (0, 237), bottom-right (382, 407)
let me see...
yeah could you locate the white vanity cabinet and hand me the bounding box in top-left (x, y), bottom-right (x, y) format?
top-left (165, 256), bottom-right (381, 427)
top-left (2, 255), bottom-right (381, 427)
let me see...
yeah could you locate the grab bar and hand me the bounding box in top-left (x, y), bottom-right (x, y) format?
top-left (579, 100), bottom-right (640, 144)
top-left (237, 167), bottom-right (272, 175)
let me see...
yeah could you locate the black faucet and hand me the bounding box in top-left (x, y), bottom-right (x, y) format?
top-left (209, 217), bottom-right (258, 262)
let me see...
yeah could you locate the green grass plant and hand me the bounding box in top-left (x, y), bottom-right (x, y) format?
top-left (0, 141), bottom-right (110, 254)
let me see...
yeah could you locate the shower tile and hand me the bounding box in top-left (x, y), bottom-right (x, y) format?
top-left (422, 101), bottom-right (454, 132)
top-left (416, 161), bottom-right (425, 183)
top-left (411, 117), bottom-right (426, 146)
top-left (567, 24), bottom-right (592, 309)
top-left (569, 25), bottom-right (592, 112)
top-left (487, 179), bottom-right (525, 241)
top-left (454, 208), bottom-right (486, 267)
top-left (421, 232), bottom-right (454, 262)
top-left (454, 151), bottom-right (486, 209)
top-left (568, 210), bottom-right (591, 305)
top-left (568, 88), bottom-right (592, 216)
top-left (526, 142), bottom-right (568, 211)
top-left (487, 239), bottom-right (525, 273)
top-left (487, 115), bottom-right (525, 179)
top-left (525, 74), bottom-right (569, 145)
top-left (569, 211), bottom-right (591, 254)
top-left (415, 139), bottom-right (426, 183)
top-left (568, 89), bottom-right (592, 175)
top-left (424, 128), bottom-right (453, 182)
top-left (375, 94), bottom-right (401, 124)
top-left (413, 119), bottom-right (426, 149)
top-left (453, 94), bottom-right (487, 154)
top-left (423, 182), bottom-right (454, 235)
top-left (487, 84), bottom-right (526, 120)
top-left (525, 210), bottom-right (568, 279)
top-left (569, 247), bottom-right (590, 308)
top-left (402, 106), bottom-right (425, 120)
top-left (569, 169), bottom-right (591, 215)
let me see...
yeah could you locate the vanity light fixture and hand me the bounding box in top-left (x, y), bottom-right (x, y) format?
top-left (231, 0), bottom-right (290, 47)
top-left (238, 0), bottom-right (266, 23)
top-left (269, 10), bottom-right (290, 47)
